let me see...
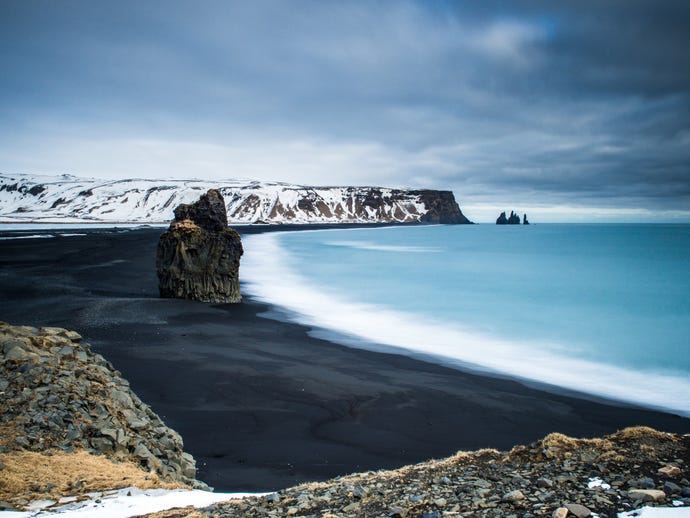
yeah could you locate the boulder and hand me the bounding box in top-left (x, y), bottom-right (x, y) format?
top-left (157, 189), bottom-right (243, 303)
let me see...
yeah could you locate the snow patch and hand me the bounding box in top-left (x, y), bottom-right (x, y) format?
top-left (2, 487), bottom-right (267, 517)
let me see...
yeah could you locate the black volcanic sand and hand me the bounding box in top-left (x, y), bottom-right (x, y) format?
top-left (0, 226), bottom-right (688, 492)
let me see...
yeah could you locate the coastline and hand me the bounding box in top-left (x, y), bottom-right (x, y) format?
top-left (0, 227), bottom-right (688, 493)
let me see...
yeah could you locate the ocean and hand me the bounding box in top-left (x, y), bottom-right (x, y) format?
top-left (241, 224), bottom-right (690, 417)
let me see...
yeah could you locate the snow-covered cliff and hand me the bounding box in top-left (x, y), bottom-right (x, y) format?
top-left (0, 173), bottom-right (471, 224)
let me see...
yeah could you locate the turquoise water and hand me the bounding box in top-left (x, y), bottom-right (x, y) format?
top-left (242, 224), bottom-right (690, 416)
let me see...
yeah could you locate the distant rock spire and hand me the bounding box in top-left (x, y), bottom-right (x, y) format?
top-left (496, 210), bottom-right (525, 225)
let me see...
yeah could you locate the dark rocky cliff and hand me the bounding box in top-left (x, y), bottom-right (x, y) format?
top-left (157, 190), bottom-right (243, 303)
top-left (416, 190), bottom-right (472, 224)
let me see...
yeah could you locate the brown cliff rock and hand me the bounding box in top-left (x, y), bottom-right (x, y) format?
top-left (157, 190), bottom-right (243, 303)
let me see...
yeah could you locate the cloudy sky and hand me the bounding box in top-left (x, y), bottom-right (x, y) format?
top-left (1, 0), bottom-right (689, 222)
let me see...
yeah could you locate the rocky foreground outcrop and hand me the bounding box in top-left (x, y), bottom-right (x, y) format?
top-left (0, 321), bottom-right (203, 489)
top-left (157, 189), bottom-right (243, 303)
top-left (149, 427), bottom-right (689, 518)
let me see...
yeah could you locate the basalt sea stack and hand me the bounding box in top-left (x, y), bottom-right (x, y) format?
top-left (157, 189), bottom-right (243, 303)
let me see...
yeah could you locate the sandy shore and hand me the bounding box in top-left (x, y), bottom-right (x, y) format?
top-left (0, 226), bottom-right (687, 492)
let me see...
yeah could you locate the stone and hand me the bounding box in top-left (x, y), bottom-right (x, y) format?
top-left (565, 503), bottom-right (592, 517)
top-left (503, 490), bottom-right (526, 502)
top-left (342, 501), bottom-right (360, 512)
top-left (61, 330), bottom-right (83, 342)
top-left (636, 477), bottom-right (656, 489)
top-left (25, 499), bottom-right (56, 511)
top-left (658, 465), bottom-right (682, 478)
top-left (157, 190), bottom-right (243, 303)
top-left (1, 338), bottom-right (28, 354)
top-left (664, 481), bottom-right (681, 494)
top-left (628, 489), bottom-right (666, 501)
top-left (6, 346), bottom-right (31, 361)
top-left (90, 437), bottom-right (114, 452)
top-left (181, 452), bottom-right (197, 479)
top-left (537, 477), bottom-right (554, 488)
top-left (552, 508), bottom-right (568, 518)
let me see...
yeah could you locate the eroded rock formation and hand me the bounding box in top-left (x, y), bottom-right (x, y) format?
top-left (157, 189), bottom-right (243, 303)
top-left (496, 210), bottom-right (523, 225)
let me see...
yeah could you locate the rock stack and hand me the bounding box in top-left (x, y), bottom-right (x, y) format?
top-left (157, 189), bottom-right (243, 303)
top-left (0, 321), bottom-right (203, 488)
top-left (496, 210), bottom-right (525, 225)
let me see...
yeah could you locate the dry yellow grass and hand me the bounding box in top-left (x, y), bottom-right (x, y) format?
top-left (0, 449), bottom-right (186, 508)
top-left (144, 508), bottom-right (205, 518)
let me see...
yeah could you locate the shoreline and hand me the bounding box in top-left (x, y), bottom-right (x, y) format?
top-left (0, 227), bottom-right (688, 492)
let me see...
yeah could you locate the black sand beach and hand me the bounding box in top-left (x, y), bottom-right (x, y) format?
top-left (0, 226), bottom-right (688, 492)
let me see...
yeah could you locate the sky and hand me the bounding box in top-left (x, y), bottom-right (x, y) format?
top-left (1, 0), bottom-right (689, 222)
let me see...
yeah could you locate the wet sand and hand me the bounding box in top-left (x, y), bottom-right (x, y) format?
top-left (0, 226), bottom-right (687, 491)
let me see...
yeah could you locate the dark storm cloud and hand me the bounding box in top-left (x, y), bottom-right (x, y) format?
top-left (0, 0), bottom-right (688, 219)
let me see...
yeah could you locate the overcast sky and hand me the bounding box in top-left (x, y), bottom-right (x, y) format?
top-left (1, 0), bottom-right (689, 221)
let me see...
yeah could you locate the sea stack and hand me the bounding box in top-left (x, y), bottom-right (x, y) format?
top-left (157, 189), bottom-right (243, 303)
top-left (496, 211), bottom-right (522, 225)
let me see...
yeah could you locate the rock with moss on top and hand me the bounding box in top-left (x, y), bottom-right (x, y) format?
top-left (157, 189), bottom-right (243, 303)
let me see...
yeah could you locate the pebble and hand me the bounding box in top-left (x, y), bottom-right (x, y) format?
top-left (537, 477), bottom-right (554, 488)
top-left (659, 465), bottom-right (682, 478)
top-left (503, 489), bottom-right (526, 502)
top-left (664, 481), bottom-right (682, 494)
top-left (628, 489), bottom-right (667, 501)
top-left (566, 502), bottom-right (592, 517)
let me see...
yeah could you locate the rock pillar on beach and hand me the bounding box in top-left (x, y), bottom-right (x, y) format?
top-left (157, 189), bottom-right (243, 302)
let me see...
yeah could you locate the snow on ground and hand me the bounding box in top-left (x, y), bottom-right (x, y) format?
top-left (1, 487), bottom-right (268, 518)
top-left (619, 507), bottom-right (690, 517)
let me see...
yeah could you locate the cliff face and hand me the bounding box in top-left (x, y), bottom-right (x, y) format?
top-left (0, 173), bottom-right (473, 225)
top-left (157, 190), bottom-right (243, 303)
top-left (417, 190), bottom-right (472, 224)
